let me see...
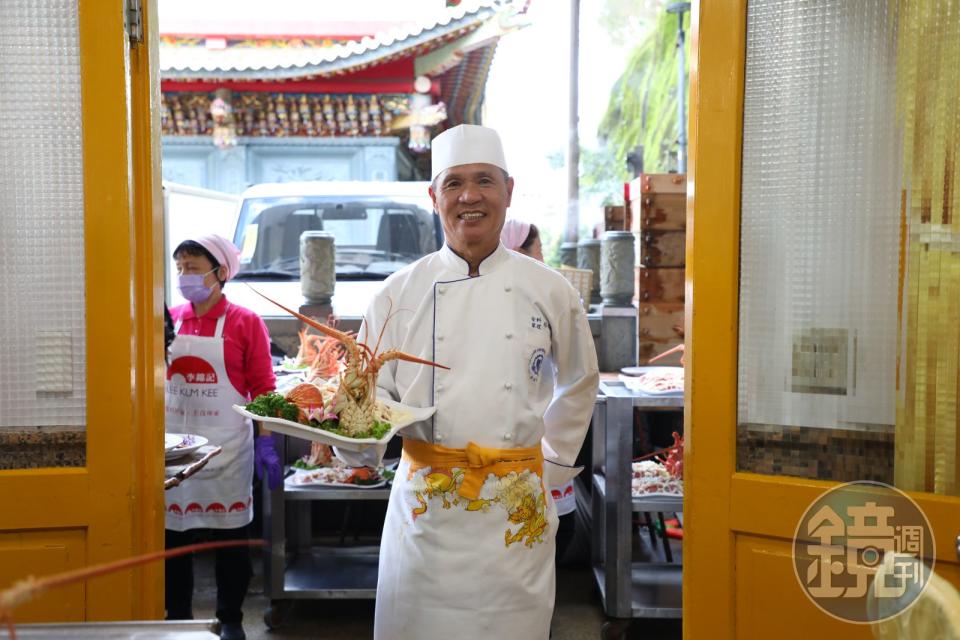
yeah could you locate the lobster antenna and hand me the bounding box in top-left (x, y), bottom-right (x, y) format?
top-left (352, 313), bottom-right (373, 367)
top-left (245, 284), bottom-right (352, 342)
top-left (371, 299), bottom-right (420, 360)
top-left (371, 298), bottom-right (395, 359)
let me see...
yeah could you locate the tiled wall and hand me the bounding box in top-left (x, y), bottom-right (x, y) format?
top-left (737, 423), bottom-right (893, 483)
top-left (0, 427), bottom-right (84, 470)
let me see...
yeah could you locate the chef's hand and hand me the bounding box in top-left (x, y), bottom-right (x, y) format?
top-left (254, 435), bottom-right (282, 490)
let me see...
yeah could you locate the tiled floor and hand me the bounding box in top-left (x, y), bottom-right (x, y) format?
top-left (191, 542), bottom-right (682, 639)
top-left (188, 494), bottom-right (683, 639)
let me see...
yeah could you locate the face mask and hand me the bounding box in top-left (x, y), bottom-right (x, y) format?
top-left (178, 268), bottom-right (217, 304)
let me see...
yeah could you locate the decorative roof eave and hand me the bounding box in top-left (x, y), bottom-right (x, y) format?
top-left (161, 2), bottom-right (502, 81)
top-left (440, 43), bottom-right (499, 128)
top-left (415, 6), bottom-right (529, 78)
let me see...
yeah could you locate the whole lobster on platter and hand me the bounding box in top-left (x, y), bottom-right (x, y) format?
top-left (248, 286), bottom-right (448, 437)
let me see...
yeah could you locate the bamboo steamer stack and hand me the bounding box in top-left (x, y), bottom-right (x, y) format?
top-left (629, 173), bottom-right (687, 363)
top-left (603, 204), bottom-right (631, 231)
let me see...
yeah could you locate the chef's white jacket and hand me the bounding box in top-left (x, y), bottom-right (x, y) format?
top-left (356, 242), bottom-right (599, 485)
top-left (349, 241), bottom-right (599, 640)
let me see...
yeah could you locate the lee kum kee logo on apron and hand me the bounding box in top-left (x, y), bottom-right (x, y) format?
top-left (167, 355), bottom-right (219, 384)
top-left (165, 309), bottom-right (255, 531)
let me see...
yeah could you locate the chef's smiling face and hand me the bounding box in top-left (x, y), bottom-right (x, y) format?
top-left (430, 162), bottom-right (514, 258)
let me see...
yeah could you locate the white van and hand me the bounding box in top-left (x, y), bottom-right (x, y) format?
top-left (221, 181), bottom-right (440, 354)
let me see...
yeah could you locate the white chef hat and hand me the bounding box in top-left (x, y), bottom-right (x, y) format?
top-left (430, 124), bottom-right (508, 181)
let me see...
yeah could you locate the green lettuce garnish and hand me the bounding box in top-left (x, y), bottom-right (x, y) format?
top-left (246, 392), bottom-right (299, 423)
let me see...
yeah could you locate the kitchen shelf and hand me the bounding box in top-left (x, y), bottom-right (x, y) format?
top-left (279, 546), bottom-right (380, 599)
top-left (592, 564), bottom-right (683, 619)
top-left (262, 435), bottom-right (392, 629)
top-left (589, 380), bottom-right (684, 624)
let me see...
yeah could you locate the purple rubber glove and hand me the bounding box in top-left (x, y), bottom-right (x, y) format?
top-left (254, 435), bottom-right (282, 491)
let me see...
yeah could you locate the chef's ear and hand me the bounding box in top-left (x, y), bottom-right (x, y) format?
top-left (505, 175), bottom-right (515, 207)
top-left (216, 264), bottom-right (228, 285)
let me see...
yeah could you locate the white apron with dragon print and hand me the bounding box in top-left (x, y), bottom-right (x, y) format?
top-left (346, 244), bottom-right (599, 640)
top-left (379, 450), bottom-right (556, 639)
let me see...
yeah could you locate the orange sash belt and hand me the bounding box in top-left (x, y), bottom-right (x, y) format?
top-left (401, 438), bottom-right (543, 500)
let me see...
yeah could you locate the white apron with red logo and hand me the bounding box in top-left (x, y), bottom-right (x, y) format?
top-left (165, 310), bottom-right (254, 530)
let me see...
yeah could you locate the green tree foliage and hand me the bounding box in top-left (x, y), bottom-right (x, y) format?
top-left (581, 146), bottom-right (630, 206)
top-left (598, 8), bottom-right (690, 176)
top-left (539, 224), bottom-right (561, 268)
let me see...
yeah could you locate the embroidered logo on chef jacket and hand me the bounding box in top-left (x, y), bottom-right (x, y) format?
top-left (528, 348), bottom-right (546, 382)
top-left (530, 316), bottom-right (544, 330)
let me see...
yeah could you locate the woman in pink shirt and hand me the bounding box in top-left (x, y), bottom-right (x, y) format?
top-left (164, 234), bottom-right (277, 640)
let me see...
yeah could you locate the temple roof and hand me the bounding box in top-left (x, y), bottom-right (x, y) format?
top-left (160, 0), bottom-right (516, 81)
top-left (159, 0), bottom-right (530, 147)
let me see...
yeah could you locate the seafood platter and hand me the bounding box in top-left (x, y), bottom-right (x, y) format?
top-left (619, 366), bottom-right (684, 396)
top-left (285, 442), bottom-right (394, 489)
top-left (234, 289), bottom-right (442, 451)
top-left (632, 432), bottom-right (684, 498)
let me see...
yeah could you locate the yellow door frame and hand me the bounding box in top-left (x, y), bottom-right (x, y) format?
top-left (81, 0), bottom-right (165, 618)
top-left (685, 2), bottom-right (960, 638)
top-left (129, 0), bottom-right (166, 618)
top-left (0, 0), bottom-right (164, 622)
top-left (683, 1), bottom-right (746, 636)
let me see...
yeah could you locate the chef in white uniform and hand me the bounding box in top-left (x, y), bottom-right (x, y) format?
top-left (353, 124), bottom-right (599, 640)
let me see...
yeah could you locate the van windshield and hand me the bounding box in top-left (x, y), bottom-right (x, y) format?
top-left (233, 195), bottom-right (439, 281)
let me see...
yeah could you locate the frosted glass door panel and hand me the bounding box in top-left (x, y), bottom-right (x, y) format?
top-left (738, 0), bottom-right (900, 432)
top-left (0, 1), bottom-right (85, 428)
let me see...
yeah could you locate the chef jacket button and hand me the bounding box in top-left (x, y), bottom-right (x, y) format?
top-left (504, 382), bottom-right (513, 390)
top-left (503, 433), bottom-right (513, 441)
top-left (436, 383), bottom-right (444, 392)
top-left (437, 335), bottom-right (444, 342)
top-left (438, 286), bottom-right (445, 296)
top-left (504, 284), bottom-right (512, 292)
top-left (505, 332), bottom-right (513, 339)
top-left (435, 434), bottom-right (444, 442)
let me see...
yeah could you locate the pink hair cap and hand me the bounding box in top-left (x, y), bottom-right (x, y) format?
top-left (500, 218), bottom-right (531, 251)
top-left (194, 234), bottom-right (241, 280)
